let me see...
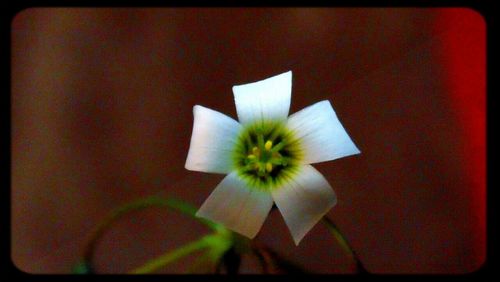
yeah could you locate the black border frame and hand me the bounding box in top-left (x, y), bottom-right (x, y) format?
top-left (4, 0), bottom-right (496, 281)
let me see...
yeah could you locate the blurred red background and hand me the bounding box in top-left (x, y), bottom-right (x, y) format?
top-left (11, 8), bottom-right (485, 274)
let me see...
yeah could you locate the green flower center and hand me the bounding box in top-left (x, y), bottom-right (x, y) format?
top-left (232, 120), bottom-right (303, 191)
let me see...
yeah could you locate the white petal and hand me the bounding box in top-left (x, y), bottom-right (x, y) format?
top-left (196, 172), bottom-right (273, 238)
top-left (185, 105), bottom-right (241, 174)
top-left (286, 100), bottom-right (361, 164)
top-left (233, 71), bottom-right (292, 124)
top-left (271, 165), bottom-right (337, 245)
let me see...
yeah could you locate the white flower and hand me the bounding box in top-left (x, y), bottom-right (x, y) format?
top-left (185, 71), bottom-right (360, 245)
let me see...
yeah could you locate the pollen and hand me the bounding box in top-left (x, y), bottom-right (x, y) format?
top-left (264, 140), bottom-right (273, 151)
top-left (265, 162), bottom-right (273, 172)
top-left (232, 120), bottom-right (303, 191)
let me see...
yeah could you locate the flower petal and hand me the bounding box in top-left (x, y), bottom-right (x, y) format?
top-left (185, 105), bottom-right (241, 174)
top-left (196, 172), bottom-right (273, 238)
top-left (271, 165), bottom-right (337, 245)
top-left (286, 100), bottom-right (361, 164)
top-left (233, 71), bottom-right (292, 124)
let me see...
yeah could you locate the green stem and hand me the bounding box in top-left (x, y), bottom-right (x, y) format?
top-left (83, 196), bottom-right (219, 270)
top-left (129, 236), bottom-right (213, 274)
top-left (321, 217), bottom-right (368, 273)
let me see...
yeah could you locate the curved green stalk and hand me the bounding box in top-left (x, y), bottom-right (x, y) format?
top-left (129, 235), bottom-right (213, 274)
top-left (130, 231), bottom-right (233, 274)
top-left (83, 196), bottom-right (220, 270)
top-left (321, 217), bottom-right (368, 273)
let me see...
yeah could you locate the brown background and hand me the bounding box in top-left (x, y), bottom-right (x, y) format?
top-left (11, 8), bottom-right (485, 273)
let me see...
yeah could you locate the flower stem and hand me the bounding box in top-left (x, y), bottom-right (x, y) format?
top-left (129, 236), bottom-right (213, 274)
top-left (82, 196), bottom-right (219, 271)
top-left (321, 217), bottom-right (368, 273)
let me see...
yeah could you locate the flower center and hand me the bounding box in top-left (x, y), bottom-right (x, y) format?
top-left (232, 120), bottom-right (302, 191)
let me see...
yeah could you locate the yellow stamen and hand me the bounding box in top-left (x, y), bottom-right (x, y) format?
top-left (264, 140), bottom-right (273, 151)
top-left (265, 162), bottom-right (273, 173)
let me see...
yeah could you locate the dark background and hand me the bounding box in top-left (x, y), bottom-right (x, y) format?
top-left (11, 8), bottom-right (485, 273)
